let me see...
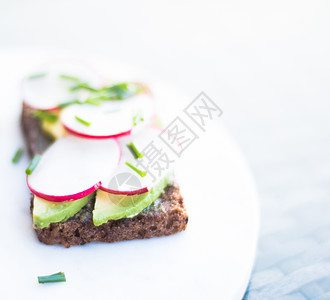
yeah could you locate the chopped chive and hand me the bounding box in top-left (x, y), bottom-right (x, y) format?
top-left (84, 98), bottom-right (102, 106)
top-left (69, 85), bottom-right (80, 91)
top-left (70, 83), bottom-right (98, 92)
top-left (61, 79), bottom-right (142, 101)
top-left (25, 154), bottom-right (41, 175)
top-left (75, 116), bottom-right (91, 127)
top-left (133, 115), bottom-right (137, 126)
top-left (12, 148), bottom-right (23, 164)
top-left (125, 161), bottom-right (147, 177)
top-left (28, 73), bottom-right (47, 79)
top-left (34, 110), bottom-right (59, 123)
top-left (58, 99), bottom-right (81, 108)
top-left (60, 74), bottom-right (81, 82)
top-left (106, 82), bottom-right (128, 91)
top-left (84, 82), bottom-right (143, 102)
top-left (127, 142), bottom-right (144, 159)
top-left (59, 98), bottom-right (101, 108)
top-left (106, 83), bottom-right (133, 100)
top-left (133, 114), bottom-right (144, 126)
top-left (38, 272), bottom-right (66, 284)
top-left (86, 95), bottom-right (114, 102)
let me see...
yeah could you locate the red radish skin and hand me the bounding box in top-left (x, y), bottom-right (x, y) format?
top-left (27, 136), bottom-right (122, 203)
top-left (29, 139), bottom-right (123, 202)
top-left (63, 124), bottom-right (132, 140)
top-left (22, 100), bottom-right (60, 112)
top-left (99, 127), bottom-right (168, 196)
top-left (99, 185), bottom-right (149, 196)
top-left (20, 80), bottom-right (60, 111)
top-left (60, 92), bottom-right (154, 139)
top-left (99, 136), bottom-right (149, 196)
top-left (27, 179), bottom-right (101, 202)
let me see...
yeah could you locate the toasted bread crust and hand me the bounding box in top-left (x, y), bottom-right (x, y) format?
top-left (22, 103), bottom-right (188, 247)
top-left (21, 103), bottom-right (54, 156)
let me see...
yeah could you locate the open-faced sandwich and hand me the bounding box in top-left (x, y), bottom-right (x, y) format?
top-left (21, 62), bottom-right (188, 247)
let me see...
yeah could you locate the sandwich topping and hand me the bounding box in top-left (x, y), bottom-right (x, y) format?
top-left (24, 62), bottom-right (172, 228)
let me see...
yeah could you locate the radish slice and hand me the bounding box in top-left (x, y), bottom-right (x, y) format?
top-left (22, 62), bottom-right (103, 111)
top-left (100, 127), bottom-right (171, 195)
top-left (27, 135), bottom-right (121, 202)
top-left (60, 93), bottom-right (154, 139)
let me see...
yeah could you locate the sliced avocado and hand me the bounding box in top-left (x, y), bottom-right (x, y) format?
top-left (41, 119), bottom-right (67, 140)
top-left (93, 175), bottom-right (169, 226)
top-left (33, 193), bottom-right (94, 229)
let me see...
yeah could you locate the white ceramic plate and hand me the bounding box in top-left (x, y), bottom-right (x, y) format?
top-left (0, 51), bottom-right (259, 300)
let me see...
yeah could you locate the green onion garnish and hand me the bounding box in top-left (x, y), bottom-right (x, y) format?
top-left (25, 154), bottom-right (41, 175)
top-left (84, 95), bottom-right (111, 102)
top-left (85, 82), bottom-right (142, 102)
top-left (127, 142), bottom-right (144, 159)
top-left (60, 80), bottom-right (143, 103)
top-left (70, 83), bottom-right (98, 92)
top-left (125, 161), bottom-right (147, 177)
top-left (75, 116), bottom-right (91, 127)
top-left (133, 114), bottom-right (144, 126)
top-left (60, 74), bottom-right (81, 82)
top-left (28, 73), bottom-right (47, 80)
top-left (58, 99), bottom-right (101, 108)
top-left (60, 74), bottom-right (97, 92)
top-left (58, 99), bottom-right (81, 108)
top-left (38, 272), bottom-right (66, 284)
top-left (34, 110), bottom-right (59, 123)
top-left (104, 82), bottom-right (139, 100)
top-left (60, 77), bottom-right (142, 103)
top-left (85, 98), bottom-right (102, 106)
top-left (12, 148), bottom-right (23, 164)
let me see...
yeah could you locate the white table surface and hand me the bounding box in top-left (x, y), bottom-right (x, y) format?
top-left (1, 1), bottom-right (330, 299)
top-left (0, 52), bottom-right (259, 300)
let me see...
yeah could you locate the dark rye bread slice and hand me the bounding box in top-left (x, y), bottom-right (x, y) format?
top-left (31, 185), bottom-right (187, 248)
top-left (22, 103), bottom-right (188, 247)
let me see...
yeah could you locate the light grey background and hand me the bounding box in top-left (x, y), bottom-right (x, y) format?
top-left (1, 1), bottom-right (330, 299)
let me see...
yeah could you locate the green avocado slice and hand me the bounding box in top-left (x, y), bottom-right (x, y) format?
top-left (41, 118), bottom-right (67, 140)
top-left (93, 175), bottom-right (169, 226)
top-left (33, 192), bottom-right (94, 229)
